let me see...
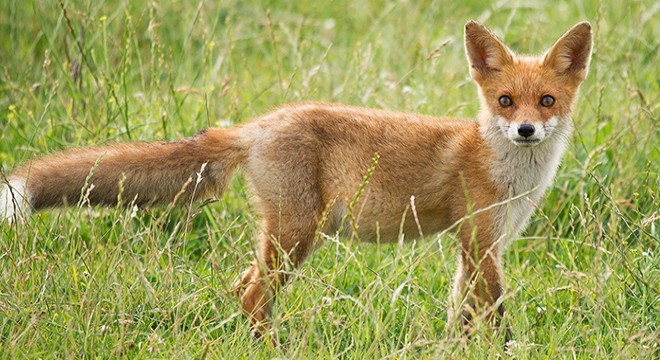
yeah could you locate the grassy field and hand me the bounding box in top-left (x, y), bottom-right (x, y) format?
top-left (0, 0), bottom-right (658, 358)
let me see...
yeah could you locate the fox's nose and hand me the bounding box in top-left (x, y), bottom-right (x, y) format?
top-left (517, 123), bottom-right (535, 138)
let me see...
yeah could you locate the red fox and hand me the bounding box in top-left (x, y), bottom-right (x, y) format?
top-left (1, 21), bottom-right (592, 339)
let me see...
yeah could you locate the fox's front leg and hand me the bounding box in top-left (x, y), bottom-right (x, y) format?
top-left (450, 213), bottom-right (510, 340)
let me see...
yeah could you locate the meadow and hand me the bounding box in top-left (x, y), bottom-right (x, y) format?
top-left (0, 0), bottom-right (657, 358)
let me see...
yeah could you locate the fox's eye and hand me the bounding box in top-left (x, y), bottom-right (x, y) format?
top-left (498, 95), bottom-right (513, 108)
top-left (540, 95), bottom-right (555, 107)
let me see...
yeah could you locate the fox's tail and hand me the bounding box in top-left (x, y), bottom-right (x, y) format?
top-left (1, 128), bottom-right (246, 222)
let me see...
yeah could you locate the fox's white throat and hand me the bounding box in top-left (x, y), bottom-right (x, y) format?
top-left (481, 114), bottom-right (573, 244)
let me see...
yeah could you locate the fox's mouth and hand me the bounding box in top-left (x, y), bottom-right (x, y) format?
top-left (512, 138), bottom-right (541, 147)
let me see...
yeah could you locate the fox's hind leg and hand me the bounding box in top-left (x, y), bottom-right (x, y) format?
top-left (234, 201), bottom-right (322, 338)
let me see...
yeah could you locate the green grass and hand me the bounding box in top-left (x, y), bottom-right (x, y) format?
top-left (1, 0), bottom-right (658, 358)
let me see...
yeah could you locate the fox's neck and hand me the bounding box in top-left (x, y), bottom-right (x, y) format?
top-left (478, 116), bottom-right (574, 202)
top-left (474, 115), bottom-right (573, 242)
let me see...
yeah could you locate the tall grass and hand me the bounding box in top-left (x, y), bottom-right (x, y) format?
top-left (0, 0), bottom-right (657, 358)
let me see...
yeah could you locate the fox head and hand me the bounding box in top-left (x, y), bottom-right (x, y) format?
top-left (464, 21), bottom-right (592, 147)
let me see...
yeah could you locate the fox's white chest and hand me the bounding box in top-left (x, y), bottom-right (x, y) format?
top-left (489, 137), bottom-right (568, 241)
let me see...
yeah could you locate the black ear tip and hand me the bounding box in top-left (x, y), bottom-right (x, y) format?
top-left (465, 20), bottom-right (481, 30)
top-left (575, 21), bottom-right (592, 33)
top-left (465, 20), bottom-right (485, 33)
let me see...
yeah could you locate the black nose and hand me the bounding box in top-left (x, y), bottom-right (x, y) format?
top-left (517, 124), bottom-right (535, 138)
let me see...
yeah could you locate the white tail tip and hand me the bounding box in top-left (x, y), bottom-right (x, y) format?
top-left (1, 178), bottom-right (31, 224)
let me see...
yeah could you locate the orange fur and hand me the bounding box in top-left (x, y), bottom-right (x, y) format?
top-left (1, 21), bottom-right (592, 341)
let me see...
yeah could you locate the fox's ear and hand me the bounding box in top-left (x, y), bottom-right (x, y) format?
top-left (543, 21), bottom-right (592, 81)
top-left (464, 20), bottom-right (514, 81)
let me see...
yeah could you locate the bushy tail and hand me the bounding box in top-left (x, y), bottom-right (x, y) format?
top-left (1, 128), bottom-right (246, 222)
